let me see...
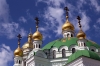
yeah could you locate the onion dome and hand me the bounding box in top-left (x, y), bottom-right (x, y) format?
top-left (33, 31), bottom-right (42, 40)
top-left (14, 45), bottom-right (23, 57)
top-left (14, 34), bottom-right (23, 57)
top-left (77, 29), bottom-right (86, 39)
top-left (32, 17), bottom-right (43, 40)
top-left (22, 31), bottom-right (33, 49)
top-left (76, 16), bottom-right (86, 39)
top-left (62, 7), bottom-right (74, 31)
top-left (62, 17), bottom-right (74, 31)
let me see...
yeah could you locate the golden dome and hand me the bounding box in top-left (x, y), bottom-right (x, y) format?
top-left (22, 32), bottom-right (33, 49)
top-left (22, 42), bottom-right (33, 49)
top-left (62, 19), bottom-right (74, 31)
top-left (77, 29), bottom-right (86, 39)
top-left (32, 31), bottom-right (42, 40)
top-left (14, 46), bottom-right (23, 57)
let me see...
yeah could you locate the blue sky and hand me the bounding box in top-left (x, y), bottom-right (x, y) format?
top-left (0, 0), bottom-right (100, 66)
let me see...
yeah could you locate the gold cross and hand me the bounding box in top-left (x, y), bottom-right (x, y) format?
top-left (64, 7), bottom-right (69, 17)
top-left (77, 16), bottom-right (82, 28)
top-left (35, 17), bottom-right (39, 27)
top-left (17, 34), bottom-right (22, 45)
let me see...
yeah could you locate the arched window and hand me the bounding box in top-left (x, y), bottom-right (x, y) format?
top-left (71, 34), bottom-right (73, 37)
top-left (84, 43), bottom-right (86, 46)
top-left (72, 48), bottom-right (75, 53)
top-left (62, 49), bottom-right (66, 58)
top-left (39, 44), bottom-right (40, 48)
top-left (67, 33), bottom-right (69, 37)
top-left (91, 49), bottom-right (95, 52)
top-left (17, 60), bottom-right (18, 63)
top-left (19, 60), bottom-right (20, 64)
top-left (53, 50), bottom-right (56, 59)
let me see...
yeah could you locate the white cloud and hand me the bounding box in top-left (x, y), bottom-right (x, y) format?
top-left (37, 0), bottom-right (91, 39)
top-left (80, 12), bottom-right (90, 32)
top-left (93, 24), bottom-right (100, 30)
top-left (0, 0), bottom-right (27, 39)
top-left (90, 0), bottom-right (100, 12)
top-left (19, 16), bottom-right (27, 23)
top-left (76, 0), bottom-right (86, 9)
top-left (37, 0), bottom-right (65, 37)
top-left (0, 0), bottom-right (9, 23)
top-left (97, 18), bottom-right (100, 24)
top-left (0, 22), bottom-right (27, 39)
top-left (0, 44), bottom-right (13, 66)
top-left (20, 28), bottom-right (27, 37)
top-left (38, 0), bottom-right (66, 7)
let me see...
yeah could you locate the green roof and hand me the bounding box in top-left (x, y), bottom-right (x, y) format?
top-left (67, 50), bottom-right (100, 64)
top-left (42, 37), bottom-right (100, 50)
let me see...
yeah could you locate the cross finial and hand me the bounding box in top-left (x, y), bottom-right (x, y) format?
top-left (64, 7), bottom-right (69, 18)
top-left (17, 34), bottom-right (22, 45)
top-left (77, 16), bottom-right (82, 28)
top-left (35, 17), bottom-right (39, 26)
top-left (35, 17), bottom-right (39, 31)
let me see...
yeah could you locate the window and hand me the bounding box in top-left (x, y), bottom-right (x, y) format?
top-left (53, 50), bottom-right (56, 59)
top-left (39, 44), bottom-right (40, 48)
top-left (84, 43), bottom-right (86, 46)
top-left (91, 49), bottom-right (95, 52)
top-left (19, 60), bottom-right (20, 64)
top-left (72, 48), bottom-right (75, 53)
top-left (71, 34), bottom-right (73, 37)
top-left (62, 49), bottom-right (66, 58)
top-left (67, 33), bottom-right (69, 37)
top-left (34, 45), bottom-right (35, 48)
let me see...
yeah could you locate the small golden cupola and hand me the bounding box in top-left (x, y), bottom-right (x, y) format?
top-left (62, 7), bottom-right (74, 31)
top-left (76, 16), bottom-right (86, 39)
top-left (32, 17), bottom-right (43, 40)
top-left (22, 29), bottom-right (33, 49)
top-left (14, 34), bottom-right (23, 57)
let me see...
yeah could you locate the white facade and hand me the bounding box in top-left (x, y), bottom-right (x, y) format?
top-left (67, 56), bottom-right (100, 66)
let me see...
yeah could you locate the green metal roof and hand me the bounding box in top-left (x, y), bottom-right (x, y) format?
top-left (67, 50), bottom-right (100, 64)
top-left (42, 37), bottom-right (100, 50)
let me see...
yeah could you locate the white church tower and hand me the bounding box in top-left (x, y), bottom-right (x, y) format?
top-left (62, 7), bottom-right (75, 41)
top-left (32, 17), bottom-right (43, 52)
top-left (14, 34), bottom-right (23, 66)
top-left (76, 16), bottom-right (87, 50)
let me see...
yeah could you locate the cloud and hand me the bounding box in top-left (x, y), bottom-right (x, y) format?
top-left (97, 18), bottom-right (100, 24)
top-left (0, 0), bottom-right (27, 39)
top-left (93, 24), bottom-right (100, 30)
top-left (37, 0), bottom-right (91, 39)
top-left (90, 0), bottom-right (100, 12)
top-left (0, 22), bottom-right (27, 39)
top-left (37, 0), bottom-right (65, 38)
top-left (0, 44), bottom-right (13, 66)
top-left (80, 12), bottom-right (90, 32)
top-left (37, 0), bottom-right (66, 7)
top-left (19, 16), bottom-right (27, 23)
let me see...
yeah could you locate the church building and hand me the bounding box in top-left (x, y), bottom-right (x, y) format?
top-left (13, 7), bottom-right (100, 66)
